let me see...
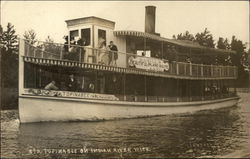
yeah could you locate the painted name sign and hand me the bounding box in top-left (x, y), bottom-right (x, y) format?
top-left (24, 89), bottom-right (119, 101)
top-left (128, 56), bottom-right (169, 72)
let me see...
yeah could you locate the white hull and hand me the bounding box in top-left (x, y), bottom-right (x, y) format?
top-left (18, 95), bottom-right (240, 123)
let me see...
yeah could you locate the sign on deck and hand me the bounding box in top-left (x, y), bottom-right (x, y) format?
top-left (23, 89), bottom-right (119, 101)
top-left (128, 56), bottom-right (169, 72)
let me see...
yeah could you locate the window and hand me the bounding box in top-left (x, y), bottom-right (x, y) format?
top-left (98, 29), bottom-right (106, 47)
top-left (81, 28), bottom-right (91, 46)
top-left (69, 30), bottom-right (79, 41)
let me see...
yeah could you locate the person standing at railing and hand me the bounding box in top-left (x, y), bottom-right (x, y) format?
top-left (63, 36), bottom-right (69, 52)
top-left (108, 41), bottom-right (118, 66)
top-left (98, 41), bottom-right (109, 65)
top-left (76, 37), bottom-right (86, 62)
top-left (166, 45), bottom-right (177, 63)
top-left (67, 38), bottom-right (77, 61)
top-left (63, 36), bottom-right (69, 60)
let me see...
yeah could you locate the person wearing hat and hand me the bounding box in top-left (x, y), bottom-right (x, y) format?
top-left (108, 41), bottom-right (118, 65)
top-left (66, 74), bottom-right (77, 91)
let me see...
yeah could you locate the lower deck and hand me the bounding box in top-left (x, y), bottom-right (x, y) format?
top-left (23, 62), bottom-right (237, 101)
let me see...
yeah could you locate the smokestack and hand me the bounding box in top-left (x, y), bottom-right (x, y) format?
top-left (145, 6), bottom-right (156, 34)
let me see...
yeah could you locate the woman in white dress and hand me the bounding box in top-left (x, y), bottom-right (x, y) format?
top-left (98, 41), bottom-right (110, 65)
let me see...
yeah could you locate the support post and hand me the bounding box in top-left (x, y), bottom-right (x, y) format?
top-left (211, 65), bottom-right (213, 77)
top-left (79, 47), bottom-right (82, 63)
top-left (184, 63), bottom-right (186, 76)
top-left (201, 64), bottom-right (203, 77)
top-left (19, 39), bottom-right (25, 96)
top-left (38, 66), bottom-right (42, 88)
top-left (234, 78), bottom-right (237, 95)
top-left (95, 71), bottom-right (98, 93)
top-left (123, 73), bottom-right (126, 101)
top-left (161, 41), bottom-right (164, 59)
top-left (144, 37), bottom-right (146, 55)
top-left (201, 80), bottom-right (204, 101)
top-left (190, 63), bottom-right (192, 76)
top-left (176, 63), bottom-right (179, 75)
top-left (144, 76), bottom-right (147, 102)
top-left (34, 47), bottom-right (36, 58)
top-left (177, 79), bottom-right (180, 102)
top-left (60, 46), bottom-right (63, 60)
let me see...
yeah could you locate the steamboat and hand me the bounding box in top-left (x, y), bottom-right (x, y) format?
top-left (18, 6), bottom-right (239, 123)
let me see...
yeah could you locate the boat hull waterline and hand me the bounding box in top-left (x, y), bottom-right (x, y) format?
top-left (19, 95), bottom-right (240, 123)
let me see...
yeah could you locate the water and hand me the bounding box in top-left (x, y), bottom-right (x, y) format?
top-left (1, 93), bottom-right (250, 158)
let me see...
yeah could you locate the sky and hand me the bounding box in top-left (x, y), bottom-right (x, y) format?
top-left (1, 1), bottom-right (249, 48)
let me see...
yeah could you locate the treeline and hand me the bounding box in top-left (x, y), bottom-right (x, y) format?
top-left (173, 28), bottom-right (249, 87)
top-left (0, 23), bottom-right (57, 109)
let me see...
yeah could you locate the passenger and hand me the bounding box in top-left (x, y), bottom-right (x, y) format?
top-left (63, 35), bottom-right (69, 52)
top-left (107, 75), bottom-right (120, 94)
top-left (214, 56), bottom-right (219, 65)
top-left (63, 36), bottom-right (69, 60)
top-left (224, 55), bottom-right (232, 65)
top-left (98, 41), bottom-right (109, 65)
top-left (108, 41), bottom-right (118, 66)
top-left (167, 45), bottom-right (177, 62)
top-left (222, 85), bottom-right (228, 94)
top-left (76, 78), bottom-right (82, 92)
top-left (68, 37), bottom-right (77, 61)
top-left (186, 56), bottom-right (191, 63)
top-left (76, 37), bottom-right (86, 62)
top-left (163, 45), bottom-right (170, 60)
top-left (88, 83), bottom-right (95, 93)
top-left (204, 86), bottom-right (210, 96)
top-left (132, 90), bottom-right (138, 102)
top-left (155, 51), bottom-right (160, 58)
top-left (66, 74), bottom-right (77, 91)
top-left (171, 46), bottom-right (178, 62)
top-left (45, 80), bottom-right (59, 90)
top-left (69, 37), bottom-right (76, 52)
top-left (142, 51), bottom-right (146, 56)
top-left (210, 85), bottom-right (216, 95)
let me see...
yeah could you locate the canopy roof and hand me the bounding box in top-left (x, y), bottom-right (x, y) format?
top-left (113, 30), bottom-right (236, 54)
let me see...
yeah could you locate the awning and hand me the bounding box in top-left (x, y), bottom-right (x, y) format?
top-left (23, 56), bottom-right (236, 80)
top-left (114, 30), bottom-right (163, 41)
top-left (113, 30), bottom-right (236, 54)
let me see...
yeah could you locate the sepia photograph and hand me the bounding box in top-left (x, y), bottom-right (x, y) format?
top-left (1, 1), bottom-right (249, 158)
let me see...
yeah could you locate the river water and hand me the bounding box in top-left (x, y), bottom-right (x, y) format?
top-left (1, 93), bottom-right (250, 158)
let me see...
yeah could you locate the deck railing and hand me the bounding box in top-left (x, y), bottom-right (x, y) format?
top-left (23, 40), bottom-right (237, 79)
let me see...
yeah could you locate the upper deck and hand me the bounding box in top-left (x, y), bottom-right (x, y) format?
top-left (21, 39), bottom-right (237, 80)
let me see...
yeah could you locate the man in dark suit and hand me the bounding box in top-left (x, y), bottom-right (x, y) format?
top-left (108, 41), bottom-right (118, 65)
top-left (77, 37), bottom-right (87, 62)
top-left (66, 74), bottom-right (77, 91)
